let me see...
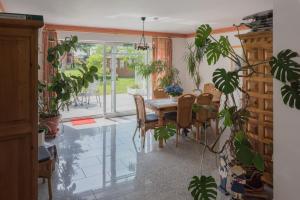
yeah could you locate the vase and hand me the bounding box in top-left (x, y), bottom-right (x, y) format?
top-left (170, 96), bottom-right (179, 102)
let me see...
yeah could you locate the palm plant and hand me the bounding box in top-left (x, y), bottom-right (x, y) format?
top-left (185, 40), bottom-right (208, 91)
top-left (131, 60), bottom-right (181, 88)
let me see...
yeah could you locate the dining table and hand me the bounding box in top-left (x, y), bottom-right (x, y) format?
top-left (144, 98), bottom-right (178, 148)
top-left (144, 97), bottom-right (219, 148)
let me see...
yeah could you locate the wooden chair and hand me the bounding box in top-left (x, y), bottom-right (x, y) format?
top-left (193, 93), bottom-right (213, 142)
top-left (164, 94), bottom-right (196, 147)
top-left (203, 83), bottom-right (222, 135)
top-left (153, 88), bottom-right (169, 99)
top-left (38, 146), bottom-right (53, 200)
top-left (133, 95), bottom-right (159, 147)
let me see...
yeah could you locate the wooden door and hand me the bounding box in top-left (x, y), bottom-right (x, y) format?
top-left (0, 19), bottom-right (43, 200)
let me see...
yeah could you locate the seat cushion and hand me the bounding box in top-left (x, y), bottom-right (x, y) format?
top-left (38, 146), bottom-right (51, 163)
top-left (145, 113), bottom-right (159, 122)
top-left (164, 111), bottom-right (177, 121)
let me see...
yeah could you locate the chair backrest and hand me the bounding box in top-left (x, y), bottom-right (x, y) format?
top-left (195, 93), bottom-right (213, 123)
top-left (133, 95), bottom-right (146, 124)
top-left (203, 83), bottom-right (222, 103)
top-left (196, 93), bottom-right (213, 105)
top-left (87, 80), bottom-right (100, 94)
top-left (153, 88), bottom-right (169, 99)
top-left (177, 94), bottom-right (196, 128)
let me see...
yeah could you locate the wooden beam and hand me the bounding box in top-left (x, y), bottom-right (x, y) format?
top-left (44, 23), bottom-right (249, 39)
top-left (44, 23), bottom-right (189, 38)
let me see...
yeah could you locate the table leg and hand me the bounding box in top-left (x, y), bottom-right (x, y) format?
top-left (158, 111), bottom-right (164, 148)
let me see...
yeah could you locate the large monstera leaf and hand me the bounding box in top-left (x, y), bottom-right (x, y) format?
top-left (205, 36), bottom-right (231, 65)
top-left (213, 68), bottom-right (239, 94)
top-left (206, 42), bottom-right (222, 65)
top-left (188, 176), bottom-right (217, 200)
top-left (270, 49), bottom-right (300, 83)
top-left (195, 24), bottom-right (212, 48)
top-left (281, 81), bottom-right (300, 109)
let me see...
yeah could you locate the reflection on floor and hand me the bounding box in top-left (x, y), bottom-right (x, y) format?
top-left (38, 115), bottom-right (223, 200)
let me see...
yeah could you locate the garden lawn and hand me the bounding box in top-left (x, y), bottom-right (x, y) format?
top-left (64, 68), bottom-right (135, 95)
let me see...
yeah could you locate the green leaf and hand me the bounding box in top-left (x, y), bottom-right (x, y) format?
top-left (206, 42), bottom-right (222, 65)
top-left (253, 153), bottom-right (265, 172)
top-left (218, 107), bottom-right (235, 127)
top-left (154, 123), bottom-right (176, 142)
top-left (188, 176), bottom-right (217, 200)
top-left (270, 49), bottom-right (300, 83)
top-left (236, 145), bottom-right (253, 166)
top-left (195, 24), bottom-right (212, 48)
top-left (218, 36), bottom-right (231, 56)
top-left (281, 82), bottom-right (300, 109)
top-left (213, 68), bottom-right (239, 94)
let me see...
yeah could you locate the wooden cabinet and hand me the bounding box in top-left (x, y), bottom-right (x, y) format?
top-left (0, 18), bottom-right (43, 199)
top-left (238, 31), bottom-right (273, 186)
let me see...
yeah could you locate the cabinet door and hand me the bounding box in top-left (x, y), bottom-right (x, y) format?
top-left (0, 27), bottom-right (38, 200)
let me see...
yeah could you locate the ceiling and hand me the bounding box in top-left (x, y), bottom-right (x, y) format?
top-left (3, 0), bottom-right (273, 33)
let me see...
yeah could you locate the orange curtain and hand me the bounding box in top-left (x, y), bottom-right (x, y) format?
top-left (152, 37), bottom-right (172, 91)
top-left (42, 29), bottom-right (58, 108)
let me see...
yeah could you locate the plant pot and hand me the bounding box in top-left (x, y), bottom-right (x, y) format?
top-left (230, 165), bottom-right (246, 200)
top-left (245, 168), bottom-right (263, 191)
top-left (40, 115), bottom-right (61, 137)
top-left (193, 89), bottom-right (202, 96)
top-left (38, 129), bottom-right (45, 146)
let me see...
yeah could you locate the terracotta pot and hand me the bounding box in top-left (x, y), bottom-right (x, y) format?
top-left (40, 115), bottom-right (61, 137)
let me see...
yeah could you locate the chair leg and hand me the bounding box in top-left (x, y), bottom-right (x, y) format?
top-left (48, 176), bottom-right (52, 200)
top-left (196, 124), bottom-right (201, 143)
top-left (132, 126), bottom-right (139, 140)
top-left (176, 127), bottom-right (179, 147)
top-left (141, 127), bottom-right (146, 148)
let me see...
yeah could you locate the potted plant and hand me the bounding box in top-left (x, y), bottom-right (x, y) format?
top-left (152, 24), bottom-right (299, 200)
top-left (186, 24), bottom-right (300, 200)
top-left (164, 84), bottom-right (183, 101)
top-left (132, 60), bottom-right (181, 89)
top-left (39, 36), bottom-right (98, 137)
top-left (185, 41), bottom-right (208, 95)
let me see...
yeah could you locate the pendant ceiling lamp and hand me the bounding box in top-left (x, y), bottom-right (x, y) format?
top-left (135, 17), bottom-right (150, 50)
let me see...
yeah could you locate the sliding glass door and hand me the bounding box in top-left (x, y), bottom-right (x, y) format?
top-left (61, 42), bottom-right (151, 120)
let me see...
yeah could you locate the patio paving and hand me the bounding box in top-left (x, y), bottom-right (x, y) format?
top-left (61, 93), bottom-right (145, 119)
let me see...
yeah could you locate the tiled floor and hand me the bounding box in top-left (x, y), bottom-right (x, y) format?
top-left (38, 116), bottom-right (226, 200)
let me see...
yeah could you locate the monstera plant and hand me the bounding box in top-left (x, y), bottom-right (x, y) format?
top-left (39, 36), bottom-right (99, 136)
top-left (186, 24), bottom-right (300, 200)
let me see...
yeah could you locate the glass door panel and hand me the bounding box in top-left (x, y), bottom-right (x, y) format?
top-left (60, 43), bottom-right (104, 120)
top-left (113, 44), bottom-right (152, 113)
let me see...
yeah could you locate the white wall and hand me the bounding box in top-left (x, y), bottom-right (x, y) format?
top-left (273, 0), bottom-right (300, 199)
top-left (173, 31), bottom-right (246, 94)
top-left (57, 31), bottom-right (152, 44)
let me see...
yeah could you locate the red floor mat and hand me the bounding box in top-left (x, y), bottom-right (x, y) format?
top-left (71, 118), bottom-right (96, 126)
